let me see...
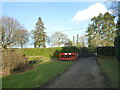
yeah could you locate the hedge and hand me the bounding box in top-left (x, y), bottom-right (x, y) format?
top-left (114, 36), bottom-right (120, 61)
top-left (97, 47), bottom-right (115, 57)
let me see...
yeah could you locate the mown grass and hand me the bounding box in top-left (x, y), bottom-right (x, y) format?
top-left (2, 60), bottom-right (73, 88)
top-left (16, 47), bottom-right (80, 59)
top-left (98, 56), bottom-right (119, 88)
top-left (17, 47), bottom-right (62, 58)
top-left (28, 56), bottom-right (50, 61)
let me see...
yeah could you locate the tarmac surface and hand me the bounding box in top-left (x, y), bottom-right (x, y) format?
top-left (41, 57), bottom-right (111, 88)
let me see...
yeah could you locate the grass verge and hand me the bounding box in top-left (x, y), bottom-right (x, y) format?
top-left (27, 56), bottom-right (50, 61)
top-left (2, 60), bottom-right (73, 88)
top-left (98, 56), bottom-right (119, 88)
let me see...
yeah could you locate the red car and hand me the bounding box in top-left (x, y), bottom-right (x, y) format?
top-left (59, 53), bottom-right (78, 60)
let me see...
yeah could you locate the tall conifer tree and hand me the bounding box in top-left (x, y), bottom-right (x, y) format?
top-left (32, 17), bottom-right (46, 48)
top-left (86, 12), bottom-right (116, 47)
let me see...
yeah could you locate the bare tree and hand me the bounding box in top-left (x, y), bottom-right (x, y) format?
top-left (0, 16), bottom-right (24, 48)
top-left (106, 0), bottom-right (119, 16)
top-left (14, 29), bottom-right (29, 48)
top-left (50, 32), bottom-right (69, 47)
top-left (79, 35), bottom-right (86, 47)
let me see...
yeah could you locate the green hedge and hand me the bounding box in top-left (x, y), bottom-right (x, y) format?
top-left (79, 47), bottom-right (96, 54)
top-left (51, 47), bottom-right (79, 59)
top-left (97, 47), bottom-right (115, 56)
top-left (114, 36), bottom-right (120, 61)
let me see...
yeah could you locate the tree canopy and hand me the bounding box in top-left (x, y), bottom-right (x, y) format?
top-left (86, 12), bottom-right (116, 47)
top-left (50, 32), bottom-right (69, 47)
top-left (0, 16), bottom-right (27, 48)
top-left (31, 17), bottom-right (47, 48)
top-left (14, 29), bottom-right (29, 48)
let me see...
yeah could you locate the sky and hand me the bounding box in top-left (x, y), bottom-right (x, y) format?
top-left (1, 1), bottom-right (111, 48)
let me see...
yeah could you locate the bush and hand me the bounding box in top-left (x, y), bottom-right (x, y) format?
top-left (60, 47), bottom-right (79, 53)
top-left (114, 36), bottom-right (120, 61)
top-left (79, 47), bottom-right (96, 54)
top-left (51, 47), bottom-right (80, 59)
top-left (2, 49), bottom-right (28, 75)
top-left (97, 47), bottom-right (115, 56)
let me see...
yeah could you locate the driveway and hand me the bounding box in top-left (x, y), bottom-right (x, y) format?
top-left (41, 57), bottom-right (111, 88)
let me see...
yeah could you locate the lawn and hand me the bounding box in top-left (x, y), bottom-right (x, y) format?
top-left (2, 60), bottom-right (73, 88)
top-left (98, 56), bottom-right (119, 88)
top-left (27, 56), bottom-right (50, 61)
top-left (17, 47), bottom-right (62, 58)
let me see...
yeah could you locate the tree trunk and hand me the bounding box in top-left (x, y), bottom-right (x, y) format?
top-left (34, 42), bottom-right (36, 48)
top-left (21, 43), bottom-right (23, 48)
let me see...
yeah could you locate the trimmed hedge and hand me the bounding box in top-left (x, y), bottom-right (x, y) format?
top-left (114, 36), bottom-right (120, 61)
top-left (97, 47), bottom-right (115, 56)
top-left (79, 47), bottom-right (96, 54)
top-left (51, 47), bottom-right (79, 59)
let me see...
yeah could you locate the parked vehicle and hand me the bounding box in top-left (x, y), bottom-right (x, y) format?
top-left (59, 53), bottom-right (78, 60)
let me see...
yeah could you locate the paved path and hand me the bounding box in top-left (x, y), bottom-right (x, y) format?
top-left (42, 57), bottom-right (111, 88)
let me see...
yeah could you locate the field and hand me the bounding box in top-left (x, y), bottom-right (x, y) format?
top-left (98, 56), bottom-right (119, 88)
top-left (2, 60), bottom-right (73, 88)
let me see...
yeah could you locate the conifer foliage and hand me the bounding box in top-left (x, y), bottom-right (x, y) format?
top-left (86, 12), bottom-right (116, 47)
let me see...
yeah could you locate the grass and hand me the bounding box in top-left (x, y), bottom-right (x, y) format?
top-left (16, 47), bottom-right (80, 59)
top-left (17, 47), bottom-right (62, 58)
top-left (98, 56), bottom-right (119, 88)
top-left (2, 60), bottom-right (73, 88)
top-left (27, 56), bottom-right (50, 61)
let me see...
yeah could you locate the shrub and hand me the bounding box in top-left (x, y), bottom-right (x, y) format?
top-left (114, 36), bottom-right (120, 61)
top-left (51, 47), bottom-right (80, 59)
top-left (97, 47), bottom-right (115, 57)
top-left (2, 49), bottom-right (28, 75)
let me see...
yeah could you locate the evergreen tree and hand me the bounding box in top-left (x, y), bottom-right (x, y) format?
top-left (32, 17), bottom-right (46, 48)
top-left (114, 3), bottom-right (120, 61)
top-left (116, 15), bottom-right (120, 36)
top-left (86, 12), bottom-right (116, 47)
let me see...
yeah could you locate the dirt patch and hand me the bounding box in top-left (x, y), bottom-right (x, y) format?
top-left (11, 64), bottom-right (34, 75)
top-left (40, 57), bottom-right (111, 88)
